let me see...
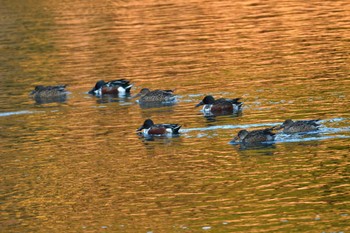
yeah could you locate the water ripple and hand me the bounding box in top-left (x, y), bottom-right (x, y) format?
top-left (1, 1), bottom-right (350, 232)
top-left (0, 110), bottom-right (35, 117)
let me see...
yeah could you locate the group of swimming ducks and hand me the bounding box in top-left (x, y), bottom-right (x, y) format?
top-left (30, 79), bottom-right (322, 145)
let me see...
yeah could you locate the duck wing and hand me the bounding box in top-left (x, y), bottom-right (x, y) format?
top-left (108, 79), bottom-right (131, 87)
top-left (157, 124), bottom-right (181, 133)
top-left (37, 85), bottom-right (66, 92)
top-left (296, 119), bottom-right (321, 127)
top-left (215, 98), bottom-right (242, 105)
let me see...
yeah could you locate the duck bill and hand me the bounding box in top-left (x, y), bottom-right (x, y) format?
top-left (88, 88), bottom-right (96, 95)
top-left (195, 101), bottom-right (204, 108)
top-left (233, 136), bottom-right (239, 141)
top-left (131, 93), bottom-right (142, 99)
top-left (273, 125), bottom-right (283, 130)
top-left (136, 126), bottom-right (144, 132)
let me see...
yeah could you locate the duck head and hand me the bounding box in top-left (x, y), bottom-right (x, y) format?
top-left (275, 119), bottom-right (294, 130)
top-left (233, 129), bottom-right (249, 141)
top-left (30, 85), bottom-right (44, 95)
top-left (88, 80), bottom-right (106, 94)
top-left (137, 119), bottom-right (154, 131)
top-left (132, 88), bottom-right (151, 98)
top-left (195, 95), bottom-right (215, 107)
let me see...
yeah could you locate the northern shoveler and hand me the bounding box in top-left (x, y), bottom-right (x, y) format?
top-left (133, 88), bottom-right (176, 104)
top-left (277, 119), bottom-right (321, 133)
top-left (133, 88), bottom-right (176, 107)
top-left (195, 95), bottom-right (242, 115)
top-left (233, 128), bottom-right (275, 144)
top-left (88, 79), bottom-right (132, 96)
top-left (30, 85), bottom-right (68, 103)
top-left (137, 119), bottom-right (181, 136)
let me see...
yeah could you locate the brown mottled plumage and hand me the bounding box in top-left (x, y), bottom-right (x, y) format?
top-left (278, 119), bottom-right (320, 133)
top-left (31, 85), bottom-right (67, 98)
top-left (234, 128), bottom-right (275, 144)
top-left (133, 88), bottom-right (176, 103)
top-left (30, 85), bottom-right (68, 104)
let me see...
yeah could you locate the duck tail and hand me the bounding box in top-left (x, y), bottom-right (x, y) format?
top-left (265, 127), bottom-right (277, 136)
top-left (231, 98), bottom-right (242, 105)
top-left (57, 85), bottom-right (67, 91)
top-left (125, 84), bottom-right (133, 92)
top-left (309, 119), bottom-right (321, 127)
top-left (173, 125), bottom-right (182, 134)
top-left (164, 88), bottom-right (176, 93)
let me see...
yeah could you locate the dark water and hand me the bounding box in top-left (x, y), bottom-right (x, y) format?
top-left (1, 0), bottom-right (350, 232)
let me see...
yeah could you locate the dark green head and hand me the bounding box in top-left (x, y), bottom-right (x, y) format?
top-left (195, 95), bottom-right (215, 107)
top-left (137, 119), bottom-right (154, 131)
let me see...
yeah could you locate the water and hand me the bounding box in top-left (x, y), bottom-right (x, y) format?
top-left (1, 0), bottom-right (350, 232)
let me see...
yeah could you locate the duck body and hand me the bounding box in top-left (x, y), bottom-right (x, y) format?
top-left (196, 95), bottom-right (242, 115)
top-left (137, 119), bottom-right (181, 136)
top-left (88, 79), bottom-right (132, 96)
top-left (31, 85), bottom-right (67, 98)
top-left (134, 88), bottom-right (176, 103)
top-left (279, 119), bottom-right (320, 133)
top-left (30, 85), bottom-right (68, 103)
top-left (234, 128), bottom-right (275, 144)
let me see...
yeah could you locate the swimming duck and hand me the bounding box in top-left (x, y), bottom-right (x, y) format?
top-left (137, 119), bottom-right (181, 135)
top-left (233, 128), bottom-right (275, 144)
top-left (30, 85), bottom-right (68, 103)
top-left (195, 95), bottom-right (243, 115)
top-left (277, 119), bottom-right (321, 133)
top-left (31, 85), bottom-right (67, 98)
top-left (133, 88), bottom-right (176, 104)
top-left (88, 79), bottom-right (132, 96)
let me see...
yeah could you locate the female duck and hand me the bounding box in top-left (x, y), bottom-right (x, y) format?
top-left (137, 119), bottom-right (181, 136)
top-left (133, 88), bottom-right (176, 104)
top-left (233, 128), bottom-right (275, 144)
top-left (30, 85), bottom-right (68, 103)
top-left (88, 79), bottom-right (132, 96)
top-left (277, 119), bottom-right (321, 133)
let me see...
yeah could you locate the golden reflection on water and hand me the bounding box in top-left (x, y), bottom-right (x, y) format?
top-left (1, 0), bottom-right (350, 232)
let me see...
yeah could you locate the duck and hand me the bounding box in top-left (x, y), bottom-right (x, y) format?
top-left (195, 95), bottom-right (243, 115)
top-left (233, 128), bottom-right (275, 144)
top-left (132, 88), bottom-right (176, 104)
top-left (88, 79), bottom-right (132, 96)
top-left (137, 119), bottom-right (181, 136)
top-left (277, 119), bottom-right (321, 133)
top-left (30, 85), bottom-right (67, 98)
top-left (30, 85), bottom-right (68, 103)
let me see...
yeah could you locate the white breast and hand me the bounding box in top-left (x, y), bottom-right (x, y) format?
top-left (118, 86), bottom-right (126, 95)
top-left (202, 105), bottom-right (212, 113)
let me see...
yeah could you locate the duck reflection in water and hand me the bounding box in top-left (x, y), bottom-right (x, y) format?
top-left (94, 95), bottom-right (133, 104)
top-left (195, 95), bottom-right (243, 117)
top-left (30, 85), bottom-right (68, 104)
top-left (139, 136), bottom-right (183, 158)
top-left (204, 111), bottom-right (243, 122)
top-left (138, 133), bottom-right (181, 144)
top-left (139, 107), bottom-right (176, 120)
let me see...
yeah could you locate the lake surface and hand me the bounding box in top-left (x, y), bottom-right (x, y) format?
top-left (1, 0), bottom-right (350, 232)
